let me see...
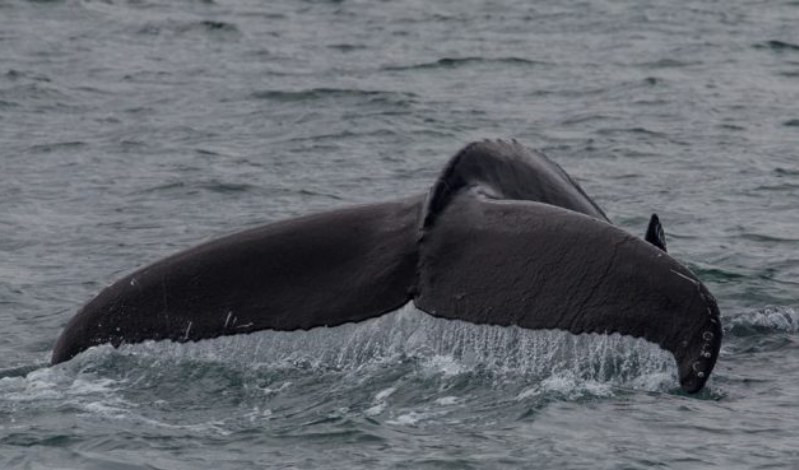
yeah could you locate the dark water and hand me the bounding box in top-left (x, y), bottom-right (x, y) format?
top-left (2, 0), bottom-right (799, 468)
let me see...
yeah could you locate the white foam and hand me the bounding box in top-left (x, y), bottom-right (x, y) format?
top-left (85, 303), bottom-right (675, 393)
top-left (387, 411), bottom-right (429, 426)
top-left (0, 365), bottom-right (120, 403)
top-left (420, 355), bottom-right (466, 377)
top-left (244, 406), bottom-right (273, 423)
top-left (375, 387), bottom-right (396, 401)
top-left (434, 396), bottom-right (460, 406)
top-left (729, 306), bottom-right (799, 334)
top-left (365, 403), bottom-right (386, 416)
top-left (365, 387), bottom-right (397, 416)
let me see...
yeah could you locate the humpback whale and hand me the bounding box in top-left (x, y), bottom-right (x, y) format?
top-left (51, 140), bottom-right (722, 393)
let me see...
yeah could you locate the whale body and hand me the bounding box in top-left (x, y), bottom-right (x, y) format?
top-left (51, 140), bottom-right (722, 393)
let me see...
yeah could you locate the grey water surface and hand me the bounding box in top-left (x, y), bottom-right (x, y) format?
top-left (2, 0), bottom-right (799, 468)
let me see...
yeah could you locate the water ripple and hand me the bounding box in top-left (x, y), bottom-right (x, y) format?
top-left (384, 56), bottom-right (544, 72)
top-left (755, 40), bottom-right (799, 52)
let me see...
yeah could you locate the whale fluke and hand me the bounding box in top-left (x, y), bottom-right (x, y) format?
top-left (51, 197), bottom-right (422, 365)
top-left (416, 192), bottom-right (719, 393)
top-left (51, 140), bottom-right (721, 393)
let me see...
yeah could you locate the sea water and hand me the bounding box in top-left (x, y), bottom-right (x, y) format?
top-left (2, 0), bottom-right (799, 468)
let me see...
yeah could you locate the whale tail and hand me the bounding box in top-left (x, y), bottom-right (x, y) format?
top-left (51, 140), bottom-right (721, 393)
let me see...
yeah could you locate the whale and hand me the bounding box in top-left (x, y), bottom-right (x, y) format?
top-left (51, 140), bottom-right (722, 393)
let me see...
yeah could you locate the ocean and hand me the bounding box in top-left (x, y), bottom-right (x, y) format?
top-left (2, 0), bottom-right (799, 468)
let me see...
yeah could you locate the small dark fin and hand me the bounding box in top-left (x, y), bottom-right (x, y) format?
top-left (421, 140), bottom-right (609, 233)
top-left (645, 213), bottom-right (667, 252)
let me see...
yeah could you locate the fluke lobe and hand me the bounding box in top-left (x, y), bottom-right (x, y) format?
top-left (51, 140), bottom-right (722, 393)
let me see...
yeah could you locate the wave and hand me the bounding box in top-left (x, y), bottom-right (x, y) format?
top-left (136, 20), bottom-right (241, 37)
top-left (384, 56), bottom-right (543, 72)
top-left (137, 179), bottom-right (259, 196)
top-left (632, 58), bottom-right (701, 68)
top-left (754, 40), bottom-right (799, 52)
top-left (0, 362), bottom-right (45, 380)
top-left (250, 88), bottom-right (417, 106)
top-left (726, 306), bottom-right (799, 337)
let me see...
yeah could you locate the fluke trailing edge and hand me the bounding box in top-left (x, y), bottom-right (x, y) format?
top-left (51, 140), bottom-right (722, 393)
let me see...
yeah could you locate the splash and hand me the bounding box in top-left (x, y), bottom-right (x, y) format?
top-left (23, 303), bottom-right (679, 433)
top-left (110, 304), bottom-right (676, 391)
top-left (727, 306), bottom-right (799, 336)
